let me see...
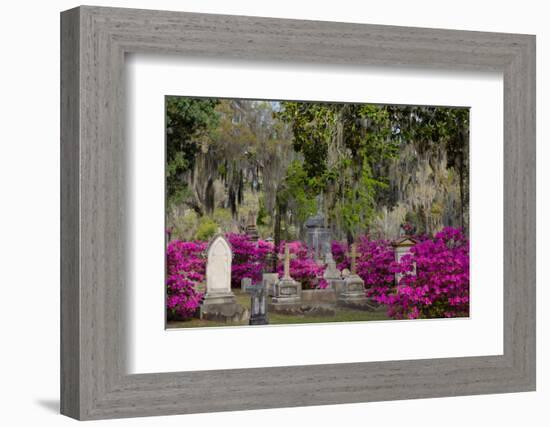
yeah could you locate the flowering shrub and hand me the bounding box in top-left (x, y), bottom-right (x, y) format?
top-left (379, 227), bottom-right (470, 319)
top-left (331, 228), bottom-right (469, 320)
top-left (332, 237), bottom-right (395, 300)
top-left (331, 240), bottom-right (348, 271)
top-left (165, 228), bottom-right (469, 321)
top-left (356, 237), bottom-right (396, 301)
top-left (226, 233), bottom-right (273, 287)
top-left (276, 241), bottom-right (326, 289)
top-left (166, 240), bottom-right (207, 320)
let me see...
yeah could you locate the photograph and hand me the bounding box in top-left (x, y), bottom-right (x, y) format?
top-left (165, 96), bottom-right (470, 328)
top-left (45, 2), bottom-right (537, 422)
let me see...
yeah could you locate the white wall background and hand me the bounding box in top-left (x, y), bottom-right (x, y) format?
top-left (0, 0), bottom-right (546, 425)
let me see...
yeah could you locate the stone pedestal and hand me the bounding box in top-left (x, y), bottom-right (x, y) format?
top-left (323, 252), bottom-right (343, 290)
top-left (330, 279), bottom-right (346, 295)
top-left (301, 289), bottom-right (337, 304)
top-left (200, 291), bottom-right (248, 322)
top-left (337, 274), bottom-right (371, 310)
top-left (268, 278), bottom-right (302, 314)
top-left (272, 278), bottom-right (301, 304)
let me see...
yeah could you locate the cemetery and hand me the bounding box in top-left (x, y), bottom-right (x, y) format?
top-left (165, 97), bottom-right (470, 328)
top-left (166, 225), bottom-right (469, 328)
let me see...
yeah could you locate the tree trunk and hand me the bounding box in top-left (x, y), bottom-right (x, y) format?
top-left (204, 177), bottom-right (215, 214)
top-left (273, 202), bottom-right (282, 272)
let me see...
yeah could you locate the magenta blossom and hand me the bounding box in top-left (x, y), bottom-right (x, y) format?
top-left (276, 240), bottom-right (326, 289)
top-left (380, 227), bottom-right (470, 319)
top-left (165, 240), bottom-right (207, 320)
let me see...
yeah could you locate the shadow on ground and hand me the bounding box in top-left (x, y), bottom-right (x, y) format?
top-left (35, 399), bottom-right (59, 414)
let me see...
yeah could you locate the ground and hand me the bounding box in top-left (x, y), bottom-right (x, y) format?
top-left (166, 289), bottom-right (391, 329)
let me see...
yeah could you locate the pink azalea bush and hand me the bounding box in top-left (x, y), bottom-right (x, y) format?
top-left (379, 227), bottom-right (470, 319)
top-left (166, 235), bottom-right (274, 320)
top-left (331, 240), bottom-right (348, 271)
top-left (166, 240), bottom-right (207, 320)
top-left (332, 237), bottom-right (395, 300)
top-left (166, 227), bottom-right (469, 321)
top-left (356, 237), bottom-right (397, 301)
top-left (226, 233), bottom-right (273, 287)
top-left (331, 227), bottom-right (469, 320)
top-left (277, 241), bottom-right (326, 289)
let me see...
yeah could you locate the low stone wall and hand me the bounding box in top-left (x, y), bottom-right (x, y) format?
top-left (301, 289), bottom-right (337, 304)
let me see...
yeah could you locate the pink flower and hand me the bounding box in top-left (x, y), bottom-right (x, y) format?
top-left (165, 240), bottom-right (207, 320)
top-left (166, 227), bottom-right (470, 321)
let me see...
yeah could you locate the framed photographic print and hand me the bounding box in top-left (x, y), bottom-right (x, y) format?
top-left (163, 96), bottom-right (471, 330)
top-left (61, 5), bottom-right (536, 420)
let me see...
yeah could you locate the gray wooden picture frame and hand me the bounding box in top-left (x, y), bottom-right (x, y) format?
top-left (60, 5), bottom-right (536, 421)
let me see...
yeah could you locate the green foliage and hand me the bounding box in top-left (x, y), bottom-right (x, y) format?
top-left (169, 185), bottom-right (193, 208)
top-left (169, 210), bottom-right (199, 241)
top-left (387, 106), bottom-right (468, 155)
top-left (169, 209), bottom-right (229, 241)
top-left (166, 97), bottom-right (220, 206)
top-left (212, 208), bottom-right (232, 226)
top-left (332, 165), bottom-right (386, 239)
top-left (387, 105), bottom-right (469, 230)
top-left (276, 102), bottom-right (337, 180)
top-left (279, 161), bottom-right (318, 223)
top-left (277, 102), bottom-right (400, 239)
top-left (165, 96), bottom-right (470, 243)
top-left (195, 217), bottom-right (218, 241)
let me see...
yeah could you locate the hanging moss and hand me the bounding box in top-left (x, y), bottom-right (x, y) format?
top-left (166, 97), bottom-right (469, 240)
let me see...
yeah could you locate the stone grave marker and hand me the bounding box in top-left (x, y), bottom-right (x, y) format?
top-left (200, 234), bottom-right (247, 322)
top-left (323, 248), bottom-right (343, 292)
top-left (270, 243), bottom-right (301, 312)
top-left (304, 196), bottom-right (331, 261)
top-left (245, 210), bottom-right (259, 242)
top-left (392, 237), bottom-right (417, 283)
top-left (248, 281), bottom-right (268, 325)
top-left (338, 243), bottom-right (369, 308)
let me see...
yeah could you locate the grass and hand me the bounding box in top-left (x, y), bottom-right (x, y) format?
top-left (167, 289), bottom-right (391, 329)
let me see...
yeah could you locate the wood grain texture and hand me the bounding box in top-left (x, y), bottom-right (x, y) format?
top-left (60, 5), bottom-right (536, 420)
top-left (60, 7), bottom-right (80, 419)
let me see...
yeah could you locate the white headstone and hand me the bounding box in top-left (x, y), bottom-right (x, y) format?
top-left (206, 235), bottom-right (232, 294)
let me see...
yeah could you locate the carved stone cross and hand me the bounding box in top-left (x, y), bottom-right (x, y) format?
top-left (346, 243), bottom-right (362, 275)
top-left (280, 243), bottom-right (297, 280)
